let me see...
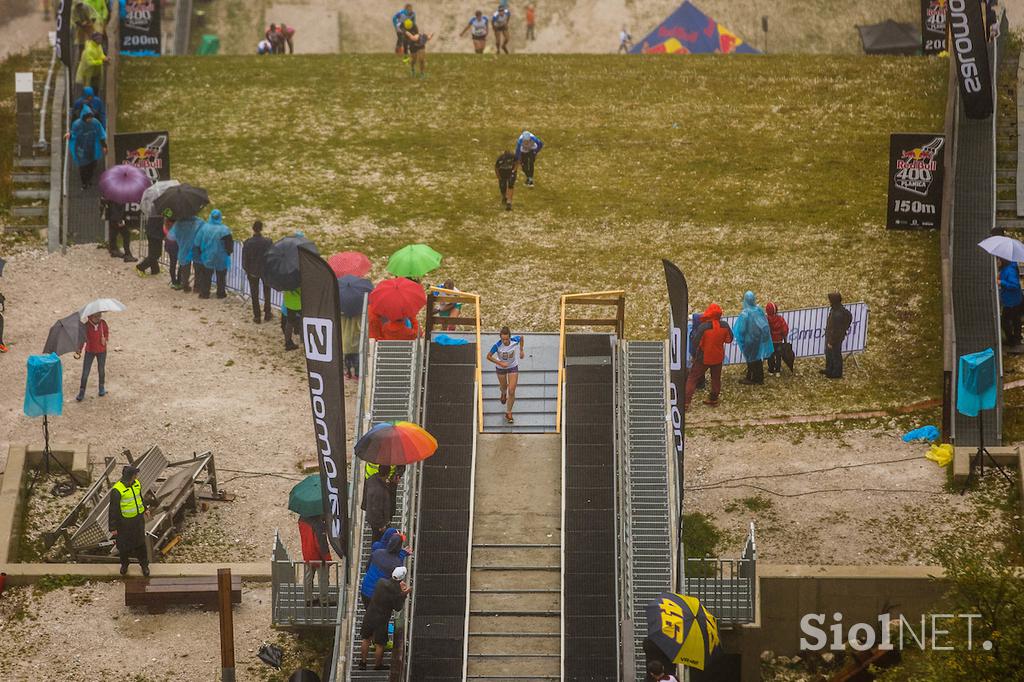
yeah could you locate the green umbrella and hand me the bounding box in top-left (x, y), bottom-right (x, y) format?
top-left (386, 243), bottom-right (443, 278)
top-left (288, 474), bottom-right (323, 518)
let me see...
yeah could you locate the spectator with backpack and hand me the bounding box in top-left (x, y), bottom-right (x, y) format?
top-left (684, 303), bottom-right (733, 409)
top-left (765, 302), bottom-right (792, 376)
top-left (734, 291), bottom-right (773, 386)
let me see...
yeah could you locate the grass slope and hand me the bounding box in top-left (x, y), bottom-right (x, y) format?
top-left (120, 53), bottom-right (946, 418)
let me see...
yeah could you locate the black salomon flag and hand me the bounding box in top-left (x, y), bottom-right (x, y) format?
top-left (662, 259), bottom-right (688, 590)
top-left (947, 0), bottom-right (993, 119)
top-left (298, 248), bottom-right (349, 557)
top-left (56, 0), bottom-right (72, 67)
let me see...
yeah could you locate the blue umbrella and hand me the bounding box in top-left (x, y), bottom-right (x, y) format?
top-left (337, 275), bottom-right (373, 317)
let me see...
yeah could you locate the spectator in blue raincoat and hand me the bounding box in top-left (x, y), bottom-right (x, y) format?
top-left (193, 209), bottom-right (233, 299)
top-left (359, 531), bottom-right (409, 609)
top-left (67, 105), bottom-right (106, 190)
top-left (168, 215), bottom-right (203, 293)
top-left (71, 86), bottom-right (106, 127)
top-left (733, 291), bottom-right (773, 386)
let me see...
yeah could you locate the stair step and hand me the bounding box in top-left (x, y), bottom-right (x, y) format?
top-left (14, 157), bottom-right (50, 168)
top-left (14, 189), bottom-right (49, 200)
top-left (11, 206), bottom-right (46, 217)
top-left (3, 223), bottom-right (46, 233)
top-left (997, 218), bottom-right (1024, 229)
top-left (466, 655), bottom-right (560, 677)
top-left (998, 200), bottom-right (1018, 211)
top-left (998, 168), bottom-right (1017, 178)
top-left (470, 615), bottom-right (559, 634)
top-left (468, 635), bottom-right (560, 655)
top-left (470, 569), bottom-right (559, 592)
top-left (13, 173), bottom-right (48, 184)
top-left (470, 591), bottom-right (560, 613)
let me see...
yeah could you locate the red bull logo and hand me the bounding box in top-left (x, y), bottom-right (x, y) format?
top-left (925, 0), bottom-right (947, 34)
top-left (896, 147), bottom-right (937, 171)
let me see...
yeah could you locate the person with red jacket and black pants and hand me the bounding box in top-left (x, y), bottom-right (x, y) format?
top-left (74, 312), bottom-right (109, 401)
top-left (765, 302), bottom-right (790, 376)
top-left (298, 514), bottom-right (333, 605)
top-left (684, 303), bottom-right (733, 409)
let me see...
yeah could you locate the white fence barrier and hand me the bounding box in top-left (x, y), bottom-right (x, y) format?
top-left (688, 302), bottom-right (869, 366)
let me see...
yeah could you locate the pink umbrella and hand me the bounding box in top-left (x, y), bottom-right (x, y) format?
top-left (98, 164), bottom-right (152, 204)
top-left (328, 251), bottom-right (372, 278)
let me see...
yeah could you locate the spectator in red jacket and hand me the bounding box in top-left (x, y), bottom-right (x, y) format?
top-left (765, 302), bottom-right (789, 376)
top-left (684, 303), bottom-right (733, 409)
top-left (74, 312), bottom-right (109, 401)
top-left (298, 514), bottom-right (333, 605)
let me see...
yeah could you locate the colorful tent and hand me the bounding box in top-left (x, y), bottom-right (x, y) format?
top-left (631, 1), bottom-right (759, 55)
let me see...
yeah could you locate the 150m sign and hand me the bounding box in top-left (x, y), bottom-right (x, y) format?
top-left (887, 133), bottom-right (945, 230)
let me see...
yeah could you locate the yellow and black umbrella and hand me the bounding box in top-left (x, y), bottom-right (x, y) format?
top-left (645, 592), bottom-right (721, 671)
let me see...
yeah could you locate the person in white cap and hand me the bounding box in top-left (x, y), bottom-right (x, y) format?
top-left (358, 565), bottom-right (411, 670)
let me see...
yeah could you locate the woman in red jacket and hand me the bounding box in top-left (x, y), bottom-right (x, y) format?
top-left (74, 312), bottom-right (109, 401)
top-left (765, 302), bottom-right (790, 376)
top-left (684, 303), bottom-right (733, 409)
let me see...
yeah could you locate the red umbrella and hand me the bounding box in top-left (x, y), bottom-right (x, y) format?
top-left (368, 278), bottom-right (426, 320)
top-left (328, 251), bottom-right (372, 278)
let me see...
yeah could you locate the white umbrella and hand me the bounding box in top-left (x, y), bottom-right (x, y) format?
top-left (139, 179), bottom-right (181, 222)
top-left (978, 235), bottom-right (1024, 262)
top-left (79, 298), bottom-right (126, 322)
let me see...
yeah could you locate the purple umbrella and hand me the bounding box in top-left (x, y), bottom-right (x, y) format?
top-left (98, 164), bottom-right (152, 204)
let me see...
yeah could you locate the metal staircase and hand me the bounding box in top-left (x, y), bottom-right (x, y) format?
top-left (347, 340), bottom-right (422, 681)
top-left (621, 341), bottom-right (675, 680)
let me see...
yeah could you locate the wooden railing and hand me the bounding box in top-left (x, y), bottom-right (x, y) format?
top-left (425, 287), bottom-right (484, 433)
top-left (555, 291), bottom-right (626, 434)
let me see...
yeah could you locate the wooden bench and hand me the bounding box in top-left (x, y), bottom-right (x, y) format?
top-left (125, 575), bottom-right (242, 614)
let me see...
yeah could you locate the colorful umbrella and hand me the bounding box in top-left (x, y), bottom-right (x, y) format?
top-left (328, 251), bottom-right (372, 278)
top-left (153, 183), bottom-right (210, 220)
top-left (368, 278), bottom-right (426, 320)
top-left (288, 474), bottom-right (323, 518)
top-left (79, 298), bottom-right (126, 323)
top-left (337, 275), bottom-right (374, 317)
top-left (43, 312), bottom-right (86, 356)
top-left (386, 244), bottom-right (442, 278)
top-left (262, 235), bottom-right (320, 291)
top-left (354, 421), bottom-right (438, 466)
top-left (645, 593), bottom-right (720, 671)
top-left (98, 164), bottom-right (152, 204)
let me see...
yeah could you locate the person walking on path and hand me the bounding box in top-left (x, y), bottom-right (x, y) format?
top-left (194, 209), bottom-right (233, 299)
top-left (76, 32), bottom-right (108, 90)
top-left (136, 213), bottom-right (165, 276)
top-left (765, 302), bottom-right (790, 375)
top-left (102, 198), bottom-right (135, 262)
top-left (999, 258), bottom-right (1024, 349)
top-left (495, 149), bottom-right (518, 210)
top-left (74, 312), bottom-right (109, 401)
top-left (619, 27), bottom-right (633, 53)
top-left (362, 468), bottom-right (393, 542)
top-left (67, 106), bottom-right (106, 190)
top-left (402, 21), bottom-right (433, 78)
top-left (492, 5), bottom-right (511, 53)
top-left (684, 303), bottom-right (733, 409)
top-left (392, 4), bottom-right (415, 57)
top-left (109, 465), bottom-right (150, 576)
top-left (298, 514), bottom-right (333, 605)
top-left (525, 4), bottom-right (536, 40)
top-left (460, 10), bottom-right (489, 53)
top-left (734, 290), bottom-right (773, 386)
top-left (342, 310), bottom-right (361, 378)
top-left (822, 292), bottom-right (853, 379)
top-left (243, 221), bottom-right (274, 323)
top-left (283, 288), bottom-right (302, 350)
top-left (514, 130), bottom-right (543, 187)
top-left (359, 566), bottom-right (411, 670)
top-left (169, 215), bottom-right (203, 293)
top-left (71, 86), bottom-right (106, 127)
top-left (360, 530), bottom-right (410, 609)
top-left (487, 326), bottom-right (524, 424)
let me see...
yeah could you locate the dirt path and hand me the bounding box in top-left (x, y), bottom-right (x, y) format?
top-left (0, 8), bottom-right (51, 62)
top-left (266, 0), bottom-right (340, 54)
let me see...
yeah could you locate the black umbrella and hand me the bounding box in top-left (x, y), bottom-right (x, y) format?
top-left (152, 183), bottom-right (209, 220)
top-left (337, 275), bottom-right (373, 317)
top-left (263, 235), bottom-right (320, 291)
top-left (43, 312), bottom-right (86, 355)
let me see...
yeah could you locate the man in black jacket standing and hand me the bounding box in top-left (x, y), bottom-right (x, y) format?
top-left (242, 221), bottom-right (274, 323)
top-left (136, 215), bottom-right (166, 276)
top-left (108, 465), bottom-right (150, 576)
top-left (822, 292), bottom-right (853, 379)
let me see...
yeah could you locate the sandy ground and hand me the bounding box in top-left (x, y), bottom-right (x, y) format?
top-left (0, 7), bottom-right (51, 62)
top-left (0, 245), bottom-right (360, 564)
top-left (266, 1), bottom-right (339, 54)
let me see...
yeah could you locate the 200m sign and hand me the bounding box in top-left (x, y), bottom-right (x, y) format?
top-left (887, 133), bottom-right (945, 230)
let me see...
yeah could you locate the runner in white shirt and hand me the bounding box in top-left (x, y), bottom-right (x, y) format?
top-left (492, 6), bottom-right (511, 54)
top-left (460, 10), bottom-right (490, 53)
top-left (486, 326), bottom-right (525, 423)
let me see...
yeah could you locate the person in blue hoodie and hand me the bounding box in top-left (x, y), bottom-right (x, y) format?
top-left (193, 209), bottom-right (233, 299)
top-left (168, 215), bottom-right (203, 292)
top-left (360, 530), bottom-right (410, 609)
top-left (71, 86), bottom-right (106, 127)
top-left (999, 258), bottom-right (1023, 347)
top-left (733, 291), bottom-right (774, 386)
top-left (67, 105), bottom-right (106, 190)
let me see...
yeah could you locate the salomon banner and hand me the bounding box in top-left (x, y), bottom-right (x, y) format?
top-left (887, 133), bottom-right (945, 230)
top-left (947, 0), bottom-right (994, 119)
top-left (921, 0), bottom-right (947, 54)
top-left (120, 0), bottom-right (162, 56)
top-left (662, 259), bottom-right (687, 592)
top-left (114, 131), bottom-right (171, 227)
top-left (56, 0), bottom-right (72, 67)
top-left (298, 248), bottom-right (349, 558)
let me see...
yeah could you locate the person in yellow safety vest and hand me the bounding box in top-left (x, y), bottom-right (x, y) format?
top-left (108, 465), bottom-right (150, 576)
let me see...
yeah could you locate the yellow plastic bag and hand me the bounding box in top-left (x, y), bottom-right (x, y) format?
top-left (926, 443), bottom-right (954, 467)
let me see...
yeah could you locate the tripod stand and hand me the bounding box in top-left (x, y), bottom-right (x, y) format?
top-left (960, 409), bottom-right (1014, 494)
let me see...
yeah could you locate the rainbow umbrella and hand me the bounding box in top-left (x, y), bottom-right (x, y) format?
top-left (354, 421), bottom-right (438, 466)
top-left (645, 593), bottom-right (720, 671)
top-left (328, 251), bottom-right (372, 278)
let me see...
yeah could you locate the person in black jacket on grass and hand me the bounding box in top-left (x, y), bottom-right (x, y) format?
top-left (242, 221), bottom-right (274, 323)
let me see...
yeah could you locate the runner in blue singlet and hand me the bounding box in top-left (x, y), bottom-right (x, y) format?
top-left (460, 10), bottom-right (490, 53)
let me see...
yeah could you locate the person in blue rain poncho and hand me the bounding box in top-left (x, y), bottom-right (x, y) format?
top-left (168, 215), bottom-right (203, 292)
top-left (67, 105), bottom-right (106, 190)
top-left (193, 209), bottom-right (233, 299)
top-left (733, 290), bottom-right (774, 386)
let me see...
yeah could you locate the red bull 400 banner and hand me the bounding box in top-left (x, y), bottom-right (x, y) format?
top-left (120, 0), bottom-right (162, 56)
top-left (631, 0), bottom-right (759, 55)
top-left (886, 133), bottom-right (945, 230)
top-left (114, 131), bottom-right (171, 227)
top-left (921, 0), bottom-right (947, 54)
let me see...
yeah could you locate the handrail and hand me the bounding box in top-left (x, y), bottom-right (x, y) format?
top-left (555, 290), bottom-right (626, 434)
top-left (37, 44), bottom-right (57, 149)
top-left (426, 286), bottom-right (484, 433)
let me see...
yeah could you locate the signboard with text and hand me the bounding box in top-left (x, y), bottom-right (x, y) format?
top-left (921, 0), bottom-right (947, 54)
top-left (886, 133), bottom-right (945, 230)
top-left (120, 0), bottom-right (162, 56)
top-left (114, 131), bottom-right (171, 227)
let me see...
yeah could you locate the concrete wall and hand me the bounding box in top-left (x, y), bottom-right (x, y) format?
top-left (723, 565), bottom-right (948, 682)
top-left (0, 445), bottom-right (30, 564)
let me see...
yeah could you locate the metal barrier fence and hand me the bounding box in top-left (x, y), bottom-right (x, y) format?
top-left (683, 523), bottom-right (757, 626)
top-left (271, 530), bottom-right (344, 628)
